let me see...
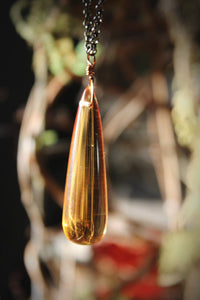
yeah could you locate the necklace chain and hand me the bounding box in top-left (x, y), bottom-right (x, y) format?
top-left (82, 0), bottom-right (104, 57)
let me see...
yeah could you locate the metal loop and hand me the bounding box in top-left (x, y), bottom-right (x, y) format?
top-left (86, 55), bottom-right (96, 79)
top-left (87, 54), bottom-right (96, 66)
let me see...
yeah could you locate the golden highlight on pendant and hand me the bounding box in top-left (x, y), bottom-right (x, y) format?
top-left (62, 80), bottom-right (107, 245)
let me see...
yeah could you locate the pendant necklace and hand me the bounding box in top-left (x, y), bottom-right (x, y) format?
top-left (62, 0), bottom-right (107, 245)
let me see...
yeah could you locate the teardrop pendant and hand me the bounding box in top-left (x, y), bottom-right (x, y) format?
top-left (62, 80), bottom-right (107, 245)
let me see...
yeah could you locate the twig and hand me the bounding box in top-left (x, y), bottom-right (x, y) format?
top-left (103, 79), bottom-right (150, 144)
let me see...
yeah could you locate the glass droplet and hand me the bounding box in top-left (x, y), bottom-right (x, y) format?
top-left (62, 81), bottom-right (107, 245)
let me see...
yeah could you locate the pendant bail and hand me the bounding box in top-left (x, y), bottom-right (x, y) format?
top-left (86, 54), bottom-right (96, 81)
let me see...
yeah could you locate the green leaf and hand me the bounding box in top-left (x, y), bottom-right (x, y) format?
top-left (36, 130), bottom-right (58, 150)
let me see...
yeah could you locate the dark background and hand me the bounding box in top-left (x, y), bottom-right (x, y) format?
top-left (0, 1), bottom-right (33, 298)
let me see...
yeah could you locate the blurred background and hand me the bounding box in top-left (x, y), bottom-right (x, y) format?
top-left (1, 0), bottom-right (200, 299)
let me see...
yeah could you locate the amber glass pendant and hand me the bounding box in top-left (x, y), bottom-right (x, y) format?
top-left (62, 79), bottom-right (107, 245)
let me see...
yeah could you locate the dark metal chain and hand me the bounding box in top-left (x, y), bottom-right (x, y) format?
top-left (82, 0), bottom-right (104, 57)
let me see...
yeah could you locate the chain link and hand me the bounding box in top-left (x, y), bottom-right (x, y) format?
top-left (82, 0), bottom-right (104, 57)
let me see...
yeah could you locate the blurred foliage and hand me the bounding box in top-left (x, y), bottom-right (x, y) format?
top-left (10, 0), bottom-right (82, 43)
top-left (172, 91), bottom-right (199, 148)
top-left (10, 0), bottom-right (89, 79)
top-left (159, 0), bottom-right (200, 291)
top-left (159, 231), bottom-right (200, 285)
top-left (36, 130), bottom-right (58, 150)
top-left (10, 0), bottom-right (200, 298)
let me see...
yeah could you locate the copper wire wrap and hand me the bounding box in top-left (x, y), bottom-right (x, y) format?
top-left (86, 55), bottom-right (96, 80)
